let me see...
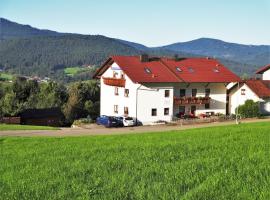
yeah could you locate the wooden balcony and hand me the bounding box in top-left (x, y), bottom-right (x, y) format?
top-left (174, 96), bottom-right (211, 105)
top-left (103, 77), bottom-right (126, 87)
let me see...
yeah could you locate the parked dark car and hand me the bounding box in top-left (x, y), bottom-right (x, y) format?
top-left (96, 115), bottom-right (122, 128)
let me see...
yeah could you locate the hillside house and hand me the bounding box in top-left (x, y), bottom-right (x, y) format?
top-left (94, 55), bottom-right (240, 125)
top-left (228, 64), bottom-right (270, 115)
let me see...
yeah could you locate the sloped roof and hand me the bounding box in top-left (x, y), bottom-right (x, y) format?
top-left (245, 80), bottom-right (270, 98)
top-left (256, 64), bottom-right (270, 74)
top-left (159, 57), bottom-right (240, 83)
top-left (93, 55), bottom-right (240, 83)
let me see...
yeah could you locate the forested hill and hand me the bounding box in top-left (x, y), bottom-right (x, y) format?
top-left (0, 18), bottom-right (64, 39)
top-left (0, 18), bottom-right (268, 81)
top-left (0, 35), bottom-right (141, 76)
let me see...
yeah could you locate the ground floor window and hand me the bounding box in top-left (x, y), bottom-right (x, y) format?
top-left (124, 107), bottom-right (129, 115)
top-left (164, 108), bottom-right (169, 115)
top-left (114, 105), bottom-right (118, 113)
top-left (205, 103), bottom-right (210, 109)
top-left (179, 106), bottom-right (185, 114)
top-left (191, 105), bottom-right (196, 115)
top-left (114, 87), bottom-right (119, 95)
top-left (151, 108), bottom-right (157, 116)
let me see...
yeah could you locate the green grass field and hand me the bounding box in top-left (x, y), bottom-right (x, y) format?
top-left (0, 124), bottom-right (58, 131)
top-left (64, 67), bottom-right (87, 76)
top-left (0, 73), bottom-right (13, 80)
top-left (1, 122), bottom-right (269, 199)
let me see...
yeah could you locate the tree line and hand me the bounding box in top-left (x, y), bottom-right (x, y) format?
top-left (0, 77), bottom-right (100, 125)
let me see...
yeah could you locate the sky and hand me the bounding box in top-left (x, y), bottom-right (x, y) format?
top-left (1, 0), bottom-right (270, 46)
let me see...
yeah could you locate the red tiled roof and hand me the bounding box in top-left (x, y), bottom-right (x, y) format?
top-left (93, 56), bottom-right (240, 83)
top-left (112, 56), bottom-right (182, 83)
top-left (256, 64), bottom-right (270, 74)
top-left (246, 80), bottom-right (270, 98)
top-left (159, 57), bottom-right (240, 83)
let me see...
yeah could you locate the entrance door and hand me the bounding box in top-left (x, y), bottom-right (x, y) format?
top-left (179, 106), bottom-right (185, 115)
top-left (191, 105), bottom-right (196, 115)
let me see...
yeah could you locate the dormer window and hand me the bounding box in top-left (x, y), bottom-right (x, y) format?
top-left (213, 68), bottom-right (220, 73)
top-left (188, 67), bottom-right (194, 73)
top-left (176, 67), bottom-right (182, 72)
top-left (144, 67), bottom-right (152, 74)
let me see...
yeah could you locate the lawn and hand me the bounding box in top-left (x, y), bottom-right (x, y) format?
top-left (0, 73), bottom-right (13, 80)
top-left (0, 122), bottom-right (269, 199)
top-left (0, 124), bottom-right (59, 131)
top-left (64, 67), bottom-right (87, 76)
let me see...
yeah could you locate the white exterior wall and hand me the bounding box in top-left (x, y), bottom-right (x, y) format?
top-left (137, 83), bottom-right (174, 124)
top-left (100, 63), bottom-right (174, 125)
top-left (100, 62), bottom-right (229, 124)
top-left (228, 84), bottom-right (261, 114)
top-left (173, 83), bottom-right (227, 116)
top-left (100, 63), bottom-right (137, 118)
top-left (262, 68), bottom-right (270, 80)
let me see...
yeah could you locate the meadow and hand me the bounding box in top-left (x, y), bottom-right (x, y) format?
top-left (0, 73), bottom-right (13, 81)
top-left (0, 124), bottom-right (58, 131)
top-left (0, 122), bottom-right (269, 199)
top-left (64, 67), bottom-right (89, 76)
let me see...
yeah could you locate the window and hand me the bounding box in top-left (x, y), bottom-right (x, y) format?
top-left (179, 106), bottom-right (185, 114)
top-left (164, 108), bottom-right (169, 115)
top-left (113, 71), bottom-right (118, 78)
top-left (114, 87), bottom-right (119, 95)
top-left (176, 67), bottom-right (182, 72)
top-left (144, 67), bottom-right (152, 74)
top-left (191, 105), bottom-right (196, 115)
top-left (165, 90), bottom-right (170, 97)
top-left (180, 89), bottom-right (186, 97)
top-left (205, 103), bottom-right (210, 109)
top-left (241, 89), bottom-right (246, 95)
top-left (114, 105), bottom-right (118, 113)
top-left (124, 89), bottom-right (129, 97)
top-left (151, 108), bottom-right (157, 116)
top-left (124, 107), bottom-right (129, 115)
top-left (121, 73), bottom-right (125, 79)
top-left (213, 68), bottom-right (220, 73)
top-left (192, 89), bottom-right (197, 97)
top-left (188, 67), bottom-right (194, 73)
top-left (205, 88), bottom-right (210, 97)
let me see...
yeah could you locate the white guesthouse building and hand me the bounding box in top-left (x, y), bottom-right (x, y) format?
top-left (94, 55), bottom-right (240, 125)
top-left (228, 64), bottom-right (270, 115)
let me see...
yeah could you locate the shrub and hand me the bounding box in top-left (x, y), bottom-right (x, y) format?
top-left (72, 117), bottom-right (93, 126)
top-left (236, 100), bottom-right (260, 118)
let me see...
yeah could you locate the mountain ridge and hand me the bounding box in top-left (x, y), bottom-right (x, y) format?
top-left (0, 18), bottom-right (269, 81)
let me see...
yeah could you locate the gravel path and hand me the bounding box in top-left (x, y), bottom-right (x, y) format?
top-left (0, 118), bottom-right (269, 137)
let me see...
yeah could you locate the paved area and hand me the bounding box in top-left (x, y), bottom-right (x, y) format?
top-left (0, 118), bottom-right (270, 137)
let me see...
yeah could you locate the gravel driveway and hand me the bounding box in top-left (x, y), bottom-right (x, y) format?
top-left (0, 118), bottom-right (269, 137)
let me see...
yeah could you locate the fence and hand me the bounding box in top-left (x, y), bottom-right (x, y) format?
top-left (171, 115), bottom-right (235, 126)
top-left (0, 117), bottom-right (21, 124)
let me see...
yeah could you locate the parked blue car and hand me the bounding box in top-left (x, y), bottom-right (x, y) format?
top-left (96, 115), bottom-right (123, 128)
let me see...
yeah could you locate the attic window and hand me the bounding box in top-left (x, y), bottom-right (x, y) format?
top-left (188, 67), bottom-right (194, 73)
top-left (176, 67), bottom-right (182, 72)
top-left (213, 68), bottom-right (220, 73)
top-left (144, 67), bottom-right (152, 74)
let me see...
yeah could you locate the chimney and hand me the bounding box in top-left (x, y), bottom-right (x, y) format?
top-left (140, 54), bottom-right (149, 62)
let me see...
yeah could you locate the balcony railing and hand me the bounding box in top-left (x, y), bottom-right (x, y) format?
top-left (174, 96), bottom-right (211, 105)
top-left (103, 77), bottom-right (126, 87)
